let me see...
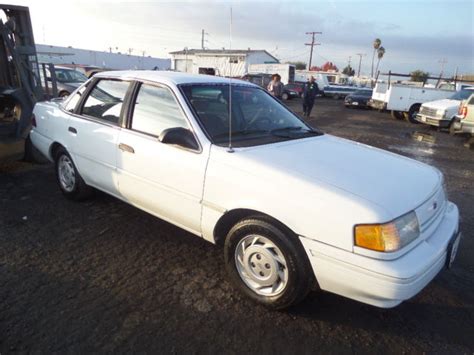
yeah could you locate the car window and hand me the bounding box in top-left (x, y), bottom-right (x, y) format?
top-left (469, 95), bottom-right (474, 105)
top-left (62, 85), bottom-right (86, 112)
top-left (451, 89), bottom-right (474, 100)
top-left (131, 83), bottom-right (188, 136)
top-left (81, 80), bottom-right (130, 124)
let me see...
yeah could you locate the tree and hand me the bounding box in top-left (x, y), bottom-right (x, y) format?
top-left (410, 70), bottom-right (430, 83)
top-left (374, 46), bottom-right (385, 76)
top-left (321, 61), bottom-right (338, 71)
top-left (371, 38), bottom-right (381, 78)
top-left (342, 65), bottom-right (355, 76)
top-left (286, 61), bottom-right (306, 70)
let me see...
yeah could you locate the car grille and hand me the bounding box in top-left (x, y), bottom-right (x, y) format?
top-left (420, 106), bottom-right (439, 117)
top-left (415, 185), bottom-right (447, 235)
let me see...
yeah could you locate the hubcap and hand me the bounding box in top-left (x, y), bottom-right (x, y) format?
top-left (58, 155), bottom-right (76, 192)
top-left (235, 235), bottom-right (288, 296)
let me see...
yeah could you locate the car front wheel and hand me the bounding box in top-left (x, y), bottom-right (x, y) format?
top-left (55, 147), bottom-right (93, 200)
top-left (224, 217), bottom-right (314, 309)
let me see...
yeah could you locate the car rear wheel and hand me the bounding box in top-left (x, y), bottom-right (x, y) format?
top-left (390, 110), bottom-right (404, 120)
top-left (282, 92), bottom-right (289, 100)
top-left (405, 104), bottom-right (421, 123)
top-left (55, 147), bottom-right (93, 200)
top-left (224, 217), bottom-right (314, 309)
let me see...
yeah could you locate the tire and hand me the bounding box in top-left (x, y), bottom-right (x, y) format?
top-left (224, 217), bottom-right (314, 309)
top-left (405, 104), bottom-right (421, 123)
top-left (282, 92), bottom-right (289, 100)
top-left (390, 110), bottom-right (404, 120)
top-left (54, 147), bottom-right (93, 201)
top-left (333, 94), bottom-right (340, 100)
top-left (448, 119), bottom-right (458, 136)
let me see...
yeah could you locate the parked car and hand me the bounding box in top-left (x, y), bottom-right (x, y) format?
top-left (369, 81), bottom-right (459, 122)
top-left (40, 65), bottom-right (88, 97)
top-left (344, 89), bottom-right (373, 108)
top-left (284, 83), bottom-right (304, 97)
top-left (282, 85), bottom-right (300, 100)
top-left (30, 71), bottom-right (461, 310)
top-left (59, 64), bottom-right (109, 78)
top-left (451, 92), bottom-right (474, 136)
top-left (415, 87), bottom-right (474, 130)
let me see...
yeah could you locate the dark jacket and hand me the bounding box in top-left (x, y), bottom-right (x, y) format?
top-left (303, 81), bottom-right (319, 101)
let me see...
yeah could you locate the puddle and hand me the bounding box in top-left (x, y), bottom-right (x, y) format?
top-left (388, 144), bottom-right (436, 165)
top-left (410, 131), bottom-right (437, 144)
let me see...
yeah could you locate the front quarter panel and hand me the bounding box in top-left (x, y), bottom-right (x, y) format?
top-left (201, 145), bottom-right (390, 251)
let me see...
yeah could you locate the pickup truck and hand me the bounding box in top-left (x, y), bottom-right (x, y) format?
top-left (415, 87), bottom-right (474, 131)
top-left (369, 82), bottom-right (457, 122)
top-left (30, 71), bottom-right (461, 309)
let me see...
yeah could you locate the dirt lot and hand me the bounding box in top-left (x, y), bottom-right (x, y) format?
top-left (1, 98), bottom-right (473, 353)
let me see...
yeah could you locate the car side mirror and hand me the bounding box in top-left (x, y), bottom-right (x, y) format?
top-left (159, 127), bottom-right (199, 151)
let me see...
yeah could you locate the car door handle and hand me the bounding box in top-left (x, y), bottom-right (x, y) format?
top-left (118, 143), bottom-right (135, 154)
top-left (68, 127), bottom-right (77, 134)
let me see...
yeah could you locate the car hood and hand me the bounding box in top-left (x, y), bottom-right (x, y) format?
top-left (423, 99), bottom-right (460, 110)
top-left (233, 135), bottom-right (441, 218)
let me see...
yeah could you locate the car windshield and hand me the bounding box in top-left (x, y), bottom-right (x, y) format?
top-left (450, 89), bottom-right (474, 100)
top-left (181, 84), bottom-right (322, 147)
top-left (54, 68), bottom-right (88, 83)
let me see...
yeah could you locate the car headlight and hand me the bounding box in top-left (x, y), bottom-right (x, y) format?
top-left (354, 211), bottom-right (420, 252)
top-left (437, 109), bottom-right (446, 118)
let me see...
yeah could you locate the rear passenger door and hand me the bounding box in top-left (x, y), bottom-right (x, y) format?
top-left (116, 81), bottom-right (208, 235)
top-left (67, 79), bottom-right (131, 196)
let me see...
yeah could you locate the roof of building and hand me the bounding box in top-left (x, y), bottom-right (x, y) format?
top-left (94, 70), bottom-right (257, 86)
top-left (169, 49), bottom-right (278, 61)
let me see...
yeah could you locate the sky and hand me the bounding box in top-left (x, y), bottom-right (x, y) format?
top-left (3, 0), bottom-right (474, 75)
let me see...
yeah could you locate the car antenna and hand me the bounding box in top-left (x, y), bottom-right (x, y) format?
top-left (227, 6), bottom-right (234, 153)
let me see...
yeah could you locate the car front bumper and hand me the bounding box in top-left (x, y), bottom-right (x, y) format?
top-left (415, 114), bottom-right (450, 128)
top-left (299, 201), bottom-right (460, 308)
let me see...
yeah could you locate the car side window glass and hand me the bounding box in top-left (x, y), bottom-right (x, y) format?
top-left (469, 95), bottom-right (474, 105)
top-left (62, 85), bottom-right (86, 112)
top-left (81, 80), bottom-right (130, 124)
top-left (131, 84), bottom-right (188, 136)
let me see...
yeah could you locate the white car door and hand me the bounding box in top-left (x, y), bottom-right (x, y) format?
top-left (66, 79), bottom-right (131, 196)
top-left (116, 82), bottom-right (209, 235)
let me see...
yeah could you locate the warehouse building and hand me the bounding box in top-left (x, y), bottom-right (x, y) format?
top-left (36, 44), bottom-right (171, 70)
top-left (169, 49), bottom-right (279, 77)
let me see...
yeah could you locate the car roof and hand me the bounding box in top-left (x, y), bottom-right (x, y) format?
top-left (94, 70), bottom-right (256, 87)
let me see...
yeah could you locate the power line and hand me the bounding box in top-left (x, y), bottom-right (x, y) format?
top-left (305, 31), bottom-right (322, 70)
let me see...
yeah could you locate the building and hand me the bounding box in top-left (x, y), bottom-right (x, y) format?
top-left (169, 49), bottom-right (279, 77)
top-left (36, 44), bottom-right (171, 70)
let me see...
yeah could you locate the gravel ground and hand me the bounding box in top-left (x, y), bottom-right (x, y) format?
top-left (0, 98), bottom-right (473, 353)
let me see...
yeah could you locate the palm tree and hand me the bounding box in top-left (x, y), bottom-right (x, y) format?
top-left (375, 46), bottom-right (386, 76)
top-left (371, 38), bottom-right (381, 78)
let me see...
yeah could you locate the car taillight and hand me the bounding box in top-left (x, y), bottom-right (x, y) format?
top-left (459, 106), bottom-right (468, 118)
top-left (31, 114), bottom-right (37, 127)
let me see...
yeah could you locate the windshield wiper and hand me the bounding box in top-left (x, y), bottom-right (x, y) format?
top-left (213, 129), bottom-right (268, 139)
top-left (270, 126), bottom-right (321, 137)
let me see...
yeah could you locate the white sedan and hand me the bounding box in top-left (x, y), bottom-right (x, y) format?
top-left (30, 71), bottom-right (461, 309)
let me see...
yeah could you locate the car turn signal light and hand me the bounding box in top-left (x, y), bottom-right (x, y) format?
top-left (355, 223), bottom-right (400, 252)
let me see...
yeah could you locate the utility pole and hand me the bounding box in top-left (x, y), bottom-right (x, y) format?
top-left (305, 31), bottom-right (322, 70)
top-left (355, 53), bottom-right (366, 77)
top-left (438, 58), bottom-right (448, 77)
top-left (201, 29), bottom-right (209, 50)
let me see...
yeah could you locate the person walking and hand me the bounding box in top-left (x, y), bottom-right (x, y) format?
top-left (302, 76), bottom-right (319, 117)
top-left (267, 74), bottom-right (284, 99)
